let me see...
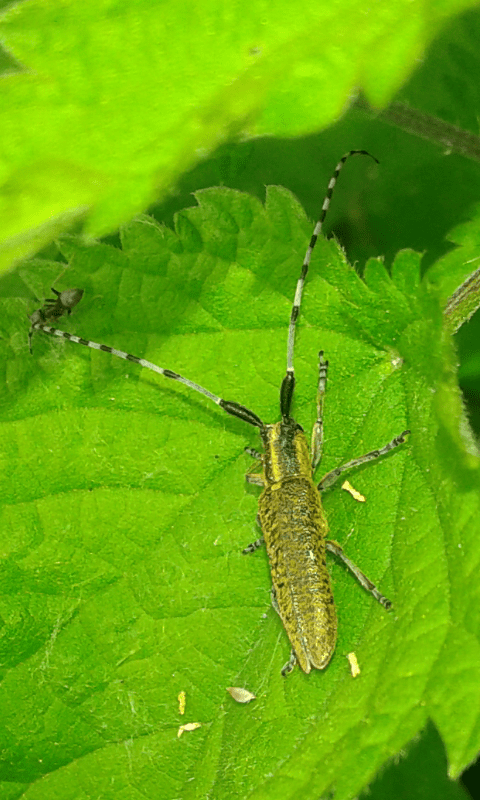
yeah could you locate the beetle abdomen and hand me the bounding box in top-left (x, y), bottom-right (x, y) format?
top-left (258, 476), bottom-right (337, 673)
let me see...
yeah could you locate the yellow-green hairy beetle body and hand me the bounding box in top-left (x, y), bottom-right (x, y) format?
top-left (259, 420), bottom-right (335, 672)
top-left (243, 366), bottom-right (407, 675)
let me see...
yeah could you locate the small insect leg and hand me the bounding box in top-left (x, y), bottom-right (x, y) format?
top-left (317, 430), bottom-right (410, 491)
top-left (245, 472), bottom-right (264, 487)
top-left (28, 309), bottom-right (45, 354)
top-left (326, 540), bottom-right (392, 609)
top-left (243, 447), bottom-right (265, 546)
top-left (270, 588), bottom-right (297, 675)
top-left (245, 447), bottom-right (262, 460)
top-left (242, 535), bottom-right (264, 554)
top-left (311, 351), bottom-right (328, 471)
top-left (245, 446), bottom-right (264, 486)
top-left (242, 507), bottom-right (264, 554)
top-left (281, 651), bottom-right (297, 676)
top-left (43, 288), bottom-right (61, 306)
top-left (28, 327), bottom-right (35, 354)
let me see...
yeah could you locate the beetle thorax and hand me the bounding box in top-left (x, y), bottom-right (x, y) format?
top-left (260, 419), bottom-right (312, 485)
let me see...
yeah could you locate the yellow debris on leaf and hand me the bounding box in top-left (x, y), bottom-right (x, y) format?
top-left (178, 690), bottom-right (186, 715)
top-left (177, 722), bottom-right (202, 738)
top-left (347, 652), bottom-right (361, 677)
top-left (342, 480), bottom-right (365, 502)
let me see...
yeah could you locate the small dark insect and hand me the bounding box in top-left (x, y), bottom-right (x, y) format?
top-left (28, 287), bottom-right (83, 353)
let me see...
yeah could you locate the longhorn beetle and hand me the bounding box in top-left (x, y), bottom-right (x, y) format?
top-left (30, 150), bottom-right (410, 675)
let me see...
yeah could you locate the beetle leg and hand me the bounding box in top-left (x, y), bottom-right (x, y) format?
top-left (245, 473), bottom-right (265, 486)
top-left (326, 539), bottom-right (392, 609)
top-left (311, 351), bottom-right (328, 471)
top-left (317, 430), bottom-right (410, 492)
top-left (281, 651), bottom-right (297, 676)
top-left (242, 533), bottom-right (264, 554)
top-left (245, 446), bottom-right (262, 460)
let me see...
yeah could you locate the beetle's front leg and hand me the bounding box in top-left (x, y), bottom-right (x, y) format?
top-left (242, 453), bottom-right (265, 556)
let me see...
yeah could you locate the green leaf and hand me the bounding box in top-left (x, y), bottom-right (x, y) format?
top-left (364, 721), bottom-right (472, 800)
top-left (1, 186), bottom-right (479, 799)
top-left (0, 0), bottom-right (476, 268)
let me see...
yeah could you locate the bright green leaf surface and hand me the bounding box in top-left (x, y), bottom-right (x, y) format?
top-left (0, 0), bottom-right (477, 267)
top-left (1, 187), bottom-right (479, 799)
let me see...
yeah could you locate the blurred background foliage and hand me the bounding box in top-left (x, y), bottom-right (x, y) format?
top-left (1, 0), bottom-right (480, 795)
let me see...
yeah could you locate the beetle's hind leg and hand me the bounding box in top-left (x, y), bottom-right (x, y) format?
top-left (281, 652), bottom-right (297, 676)
top-left (242, 534), bottom-right (264, 554)
top-left (326, 540), bottom-right (392, 609)
top-left (243, 529), bottom-right (298, 675)
top-left (270, 587), bottom-right (297, 676)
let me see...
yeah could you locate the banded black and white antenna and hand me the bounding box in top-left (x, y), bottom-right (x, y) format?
top-left (29, 320), bottom-right (264, 428)
top-left (280, 150), bottom-right (378, 420)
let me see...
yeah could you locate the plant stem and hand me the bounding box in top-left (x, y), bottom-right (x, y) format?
top-left (444, 266), bottom-right (480, 333)
top-left (356, 99), bottom-right (480, 162)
